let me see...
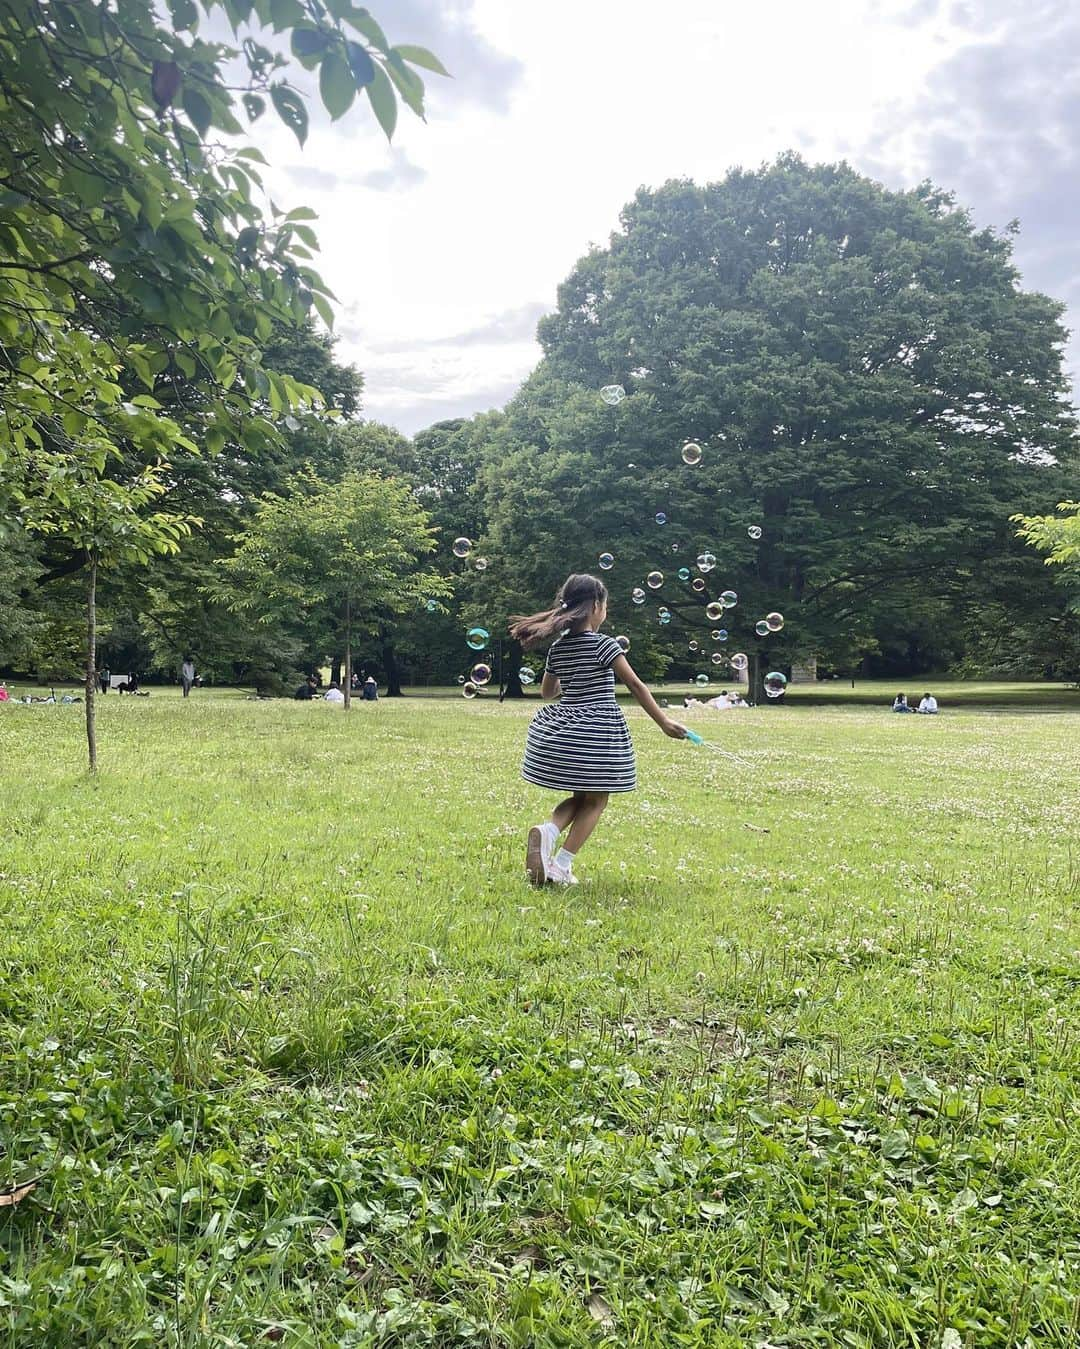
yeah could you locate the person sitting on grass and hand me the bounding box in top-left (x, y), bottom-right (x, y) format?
top-left (323, 682), bottom-right (345, 704)
top-left (918, 692), bottom-right (939, 714)
top-left (362, 675), bottom-right (378, 701)
top-left (892, 692), bottom-right (912, 713)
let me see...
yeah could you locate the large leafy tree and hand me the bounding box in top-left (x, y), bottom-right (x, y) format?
top-left (473, 157), bottom-right (1078, 690)
top-left (215, 472), bottom-right (453, 707)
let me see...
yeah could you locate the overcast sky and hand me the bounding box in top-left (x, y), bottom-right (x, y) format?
top-left (237, 0), bottom-right (1080, 434)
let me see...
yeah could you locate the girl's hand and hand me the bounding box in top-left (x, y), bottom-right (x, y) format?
top-left (661, 718), bottom-right (687, 739)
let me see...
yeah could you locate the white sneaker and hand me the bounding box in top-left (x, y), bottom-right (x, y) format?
top-left (547, 860), bottom-right (579, 886)
top-left (539, 822), bottom-right (559, 872)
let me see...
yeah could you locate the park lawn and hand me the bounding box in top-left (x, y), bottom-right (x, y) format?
top-left (1, 694), bottom-right (1078, 1347)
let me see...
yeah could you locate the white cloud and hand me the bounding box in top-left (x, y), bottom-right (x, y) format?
top-left (234, 0), bottom-right (1077, 433)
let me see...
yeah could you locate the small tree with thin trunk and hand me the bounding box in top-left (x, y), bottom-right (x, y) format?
top-left (215, 472), bottom-right (452, 703)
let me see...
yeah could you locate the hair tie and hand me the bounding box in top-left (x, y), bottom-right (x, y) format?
top-left (561, 601), bottom-right (569, 609)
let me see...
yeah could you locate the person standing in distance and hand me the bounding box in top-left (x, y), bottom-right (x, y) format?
top-left (510, 572), bottom-right (686, 887)
top-left (181, 655), bottom-right (195, 698)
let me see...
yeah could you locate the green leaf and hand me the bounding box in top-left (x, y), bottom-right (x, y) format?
top-left (386, 52), bottom-right (424, 119)
top-left (345, 7), bottom-right (389, 53)
top-left (311, 292), bottom-right (335, 330)
top-left (365, 65), bottom-right (397, 141)
top-left (393, 45), bottom-right (451, 78)
top-left (270, 85), bottom-right (309, 147)
top-left (168, 0), bottom-right (199, 31)
top-left (346, 41), bottom-right (376, 88)
top-left (182, 88), bottom-right (213, 139)
top-left (319, 50), bottom-right (356, 121)
top-left (291, 26), bottom-right (329, 59)
top-left (242, 92), bottom-right (265, 121)
top-left (268, 0), bottom-right (306, 31)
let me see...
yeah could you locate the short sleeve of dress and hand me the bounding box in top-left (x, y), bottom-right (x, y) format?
top-left (594, 635), bottom-right (622, 668)
top-left (544, 639), bottom-right (561, 674)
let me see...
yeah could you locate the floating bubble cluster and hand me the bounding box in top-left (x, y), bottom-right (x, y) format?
top-left (452, 537), bottom-right (472, 558)
top-left (682, 441), bottom-right (703, 466)
top-left (466, 626), bottom-right (489, 651)
top-left (600, 384), bottom-right (626, 405)
top-left (631, 587), bottom-right (646, 605)
top-left (470, 663), bottom-right (492, 686)
top-left (766, 611), bottom-right (784, 632)
top-left (646, 571), bottom-right (664, 589)
top-left (748, 525), bottom-right (762, 541)
top-left (615, 634), bottom-right (631, 652)
top-left (519, 667), bottom-right (536, 685)
top-left (598, 552), bottom-right (614, 571)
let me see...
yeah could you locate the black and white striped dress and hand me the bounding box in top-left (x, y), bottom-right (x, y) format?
top-left (521, 631), bottom-right (636, 793)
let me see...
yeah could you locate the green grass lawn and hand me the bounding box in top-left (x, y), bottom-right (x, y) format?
top-left (1, 693), bottom-right (1078, 1346)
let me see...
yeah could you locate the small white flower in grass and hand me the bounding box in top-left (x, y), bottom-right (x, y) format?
top-left (940, 1331), bottom-right (963, 1349)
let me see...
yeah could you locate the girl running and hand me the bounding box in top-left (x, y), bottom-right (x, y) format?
top-left (510, 573), bottom-right (686, 886)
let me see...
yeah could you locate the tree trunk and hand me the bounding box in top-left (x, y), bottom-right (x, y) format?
top-left (501, 637), bottom-right (525, 698)
top-left (343, 597), bottom-right (351, 711)
top-left (381, 631), bottom-right (403, 696)
top-left (85, 552), bottom-right (97, 773)
top-left (331, 656), bottom-right (342, 687)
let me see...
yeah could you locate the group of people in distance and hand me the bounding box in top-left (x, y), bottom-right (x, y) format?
top-left (892, 692), bottom-right (939, 714)
top-left (682, 689), bottom-right (748, 711)
top-left (294, 673), bottom-right (378, 703)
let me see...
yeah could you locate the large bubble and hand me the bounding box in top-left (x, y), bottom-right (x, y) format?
top-left (720, 589), bottom-right (737, 608)
top-left (696, 552), bottom-right (716, 573)
top-left (705, 601), bottom-right (724, 621)
top-left (764, 670), bottom-right (787, 698)
top-left (615, 634), bottom-right (630, 652)
top-left (755, 619), bottom-right (770, 636)
top-left (678, 567), bottom-right (690, 582)
top-left (466, 626), bottom-right (490, 651)
top-left (747, 525), bottom-right (762, 541)
top-left (695, 673), bottom-right (709, 686)
top-left (425, 599), bottom-right (438, 612)
top-left (631, 587), bottom-right (646, 605)
top-left (519, 667), bottom-right (536, 686)
top-left (452, 537), bottom-right (472, 559)
top-left (598, 551), bottom-right (614, 571)
top-left (655, 511), bottom-right (667, 526)
top-left (682, 441), bottom-right (703, 466)
top-left (600, 384), bottom-right (626, 405)
top-left (470, 662), bottom-right (492, 686)
top-left (766, 611), bottom-right (784, 632)
top-left (730, 652), bottom-right (748, 672)
top-left (646, 570), bottom-right (664, 589)
top-left (462, 681), bottom-right (479, 699)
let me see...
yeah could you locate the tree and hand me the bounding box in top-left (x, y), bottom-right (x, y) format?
top-left (469, 157), bottom-right (1078, 684)
top-left (1013, 502), bottom-right (1080, 578)
top-left (215, 472), bottom-right (453, 707)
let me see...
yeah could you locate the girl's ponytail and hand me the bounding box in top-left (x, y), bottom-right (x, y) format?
top-left (509, 573), bottom-right (608, 651)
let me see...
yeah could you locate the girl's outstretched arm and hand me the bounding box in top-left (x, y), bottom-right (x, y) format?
top-left (612, 655), bottom-right (686, 738)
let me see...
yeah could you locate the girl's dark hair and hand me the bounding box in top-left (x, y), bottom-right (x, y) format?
top-left (509, 573), bottom-right (608, 651)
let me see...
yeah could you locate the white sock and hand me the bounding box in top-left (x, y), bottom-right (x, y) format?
top-left (555, 847), bottom-right (576, 871)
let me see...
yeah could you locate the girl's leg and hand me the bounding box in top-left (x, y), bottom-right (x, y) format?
top-left (551, 794), bottom-right (581, 833)
top-left (564, 792), bottom-right (609, 855)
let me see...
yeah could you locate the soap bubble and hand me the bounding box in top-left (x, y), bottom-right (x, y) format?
top-left (711, 652), bottom-right (725, 666)
top-left (474, 556), bottom-right (488, 572)
top-left (452, 536), bottom-right (471, 558)
top-left (682, 441), bottom-right (703, 466)
top-left (705, 601), bottom-right (724, 621)
top-left (730, 652), bottom-right (748, 672)
top-left (615, 634), bottom-right (630, 652)
top-left (755, 619), bottom-right (770, 636)
top-left (600, 384), bottom-right (626, 405)
top-left (711, 629), bottom-right (722, 640)
top-left (688, 640), bottom-right (699, 652)
top-left (766, 611), bottom-right (784, 632)
top-left (462, 681), bottom-right (479, 699)
top-left (658, 608), bottom-right (672, 625)
top-left (678, 567), bottom-right (690, 581)
top-left (764, 670), bottom-right (787, 697)
top-left (691, 577), bottom-right (706, 593)
top-left (470, 662), bottom-right (492, 686)
top-left (519, 667), bottom-right (535, 686)
top-left (466, 626), bottom-right (490, 651)
top-left (695, 673), bottom-right (709, 686)
top-left (631, 587), bottom-right (646, 605)
top-left (598, 551), bottom-right (614, 570)
top-left (425, 599), bottom-right (438, 612)
top-left (457, 674), bottom-right (466, 684)
top-left (696, 552), bottom-right (716, 573)
top-left (655, 511), bottom-right (667, 526)
top-left (718, 629), bottom-right (729, 641)
top-left (646, 570), bottom-right (664, 589)
top-left (747, 525), bottom-right (762, 540)
top-left (671, 542), bottom-right (680, 553)
top-left (720, 589), bottom-right (737, 608)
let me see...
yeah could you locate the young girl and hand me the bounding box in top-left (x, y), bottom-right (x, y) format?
top-left (510, 573), bottom-right (686, 886)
